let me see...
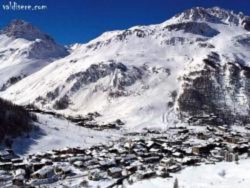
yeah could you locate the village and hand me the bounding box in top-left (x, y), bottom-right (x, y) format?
top-left (0, 123), bottom-right (250, 187)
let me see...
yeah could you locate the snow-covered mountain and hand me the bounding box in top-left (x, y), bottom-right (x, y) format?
top-left (0, 20), bottom-right (68, 91)
top-left (1, 7), bottom-right (250, 129)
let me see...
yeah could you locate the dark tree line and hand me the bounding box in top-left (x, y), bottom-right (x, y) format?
top-left (0, 98), bottom-right (37, 143)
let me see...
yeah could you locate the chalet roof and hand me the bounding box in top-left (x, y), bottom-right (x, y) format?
top-left (32, 165), bottom-right (54, 177)
top-left (149, 148), bottom-right (160, 153)
top-left (160, 158), bottom-right (175, 164)
top-left (0, 150), bottom-right (18, 161)
top-left (176, 156), bottom-right (193, 163)
top-left (0, 162), bottom-right (12, 166)
top-left (68, 156), bottom-right (91, 163)
top-left (13, 174), bottom-right (25, 180)
top-left (137, 169), bottom-right (155, 178)
top-left (146, 141), bottom-right (155, 148)
top-left (108, 167), bottom-right (122, 174)
top-left (0, 150), bottom-right (10, 156)
top-left (168, 164), bottom-right (181, 170)
top-left (142, 156), bottom-right (160, 162)
top-left (14, 169), bottom-right (26, 176)
top-left (87, 164), bottom-right (101, 170)
top-left (130, 160), bottom-right (143, 167)
top-left (173, 152), bottom-right (182, 157)
top-left (99, 160), bottom-right (116, 166)
top-left (41, 159), bottom-right (52, 164)
top-left (123, 154), bottom-right (137, 161)
top-left (13, 163), bottom-right (27, 167)
top-left (124, 142), bottom-right (133, 149)
top-left (11, 158), bottom-right (23, 162)
top-left (73, 161), bottom-right (84, 167)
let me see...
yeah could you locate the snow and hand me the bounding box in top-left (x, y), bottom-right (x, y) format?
top-left (35, 157), bottom-right (249, 188)
top-left (32, 166), bottom-right (54, 177)
top-left (127, 159), bottom-right (250, 188)
top-left (0, 23), bottom-right (68, 91)
top-left (0, 8), bottom-right (249, 128)
top-left (12, 113), bottom-right (121, 156)
top-left (1, 7), bottom-right (249, 129)
top-left (0, 7), bottom-right (249, 188)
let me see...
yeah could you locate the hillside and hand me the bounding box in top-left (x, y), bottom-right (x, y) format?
top-left (1, 7), bottom-right (250, 129)
top-left (0, 20), bottom-right (68, 91)
top-left (0, 98), bottom-right (37, 145)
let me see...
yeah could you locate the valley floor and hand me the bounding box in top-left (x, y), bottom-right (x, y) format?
top-left (1, 113), bottom-right (249, 188)
top-left (22, 157), bottom-right (250, 188)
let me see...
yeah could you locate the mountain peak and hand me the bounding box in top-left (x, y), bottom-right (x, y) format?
top-left (0, 19), bottom-right (69, 59)
top-left (9, 19), bottom-right (28, 26)
top-left (1, 19), bottom-right (53, 41)
top-left (172, 6), bottom-right (246, 26)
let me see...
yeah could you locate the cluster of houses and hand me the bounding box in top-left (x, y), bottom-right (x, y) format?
top-left (67, 113), bottom-right (124, 131)
top-left (0, 124), bottom-right (249, 187)
top-left (26, 105), bottom-right (124, 131)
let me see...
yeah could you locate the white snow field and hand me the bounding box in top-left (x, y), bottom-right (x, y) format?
top-left (127, 159), bottom-right (250, 188)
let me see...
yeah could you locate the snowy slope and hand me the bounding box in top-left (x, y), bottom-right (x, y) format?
top-left (2, 7), bottom-right (250, 129)
top-left (11, 113), bottom-right (121, 156)
top-left (0, 20), bottom-right (68, 91)
top-left (128, 158), bottom-right (250, 188)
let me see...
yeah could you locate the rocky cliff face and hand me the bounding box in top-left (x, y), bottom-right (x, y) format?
top-left (178, 52), bottom-right (250, 125)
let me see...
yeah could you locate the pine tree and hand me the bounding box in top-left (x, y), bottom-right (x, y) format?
top-left (173, 178), bottom-right (179, 188)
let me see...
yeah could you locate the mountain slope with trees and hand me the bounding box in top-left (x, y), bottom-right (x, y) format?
top-left (0, 98), bottom-right (37, 145)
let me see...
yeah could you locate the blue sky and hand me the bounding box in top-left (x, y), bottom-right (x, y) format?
top-left (0, 0), bottom-right (250, 45)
